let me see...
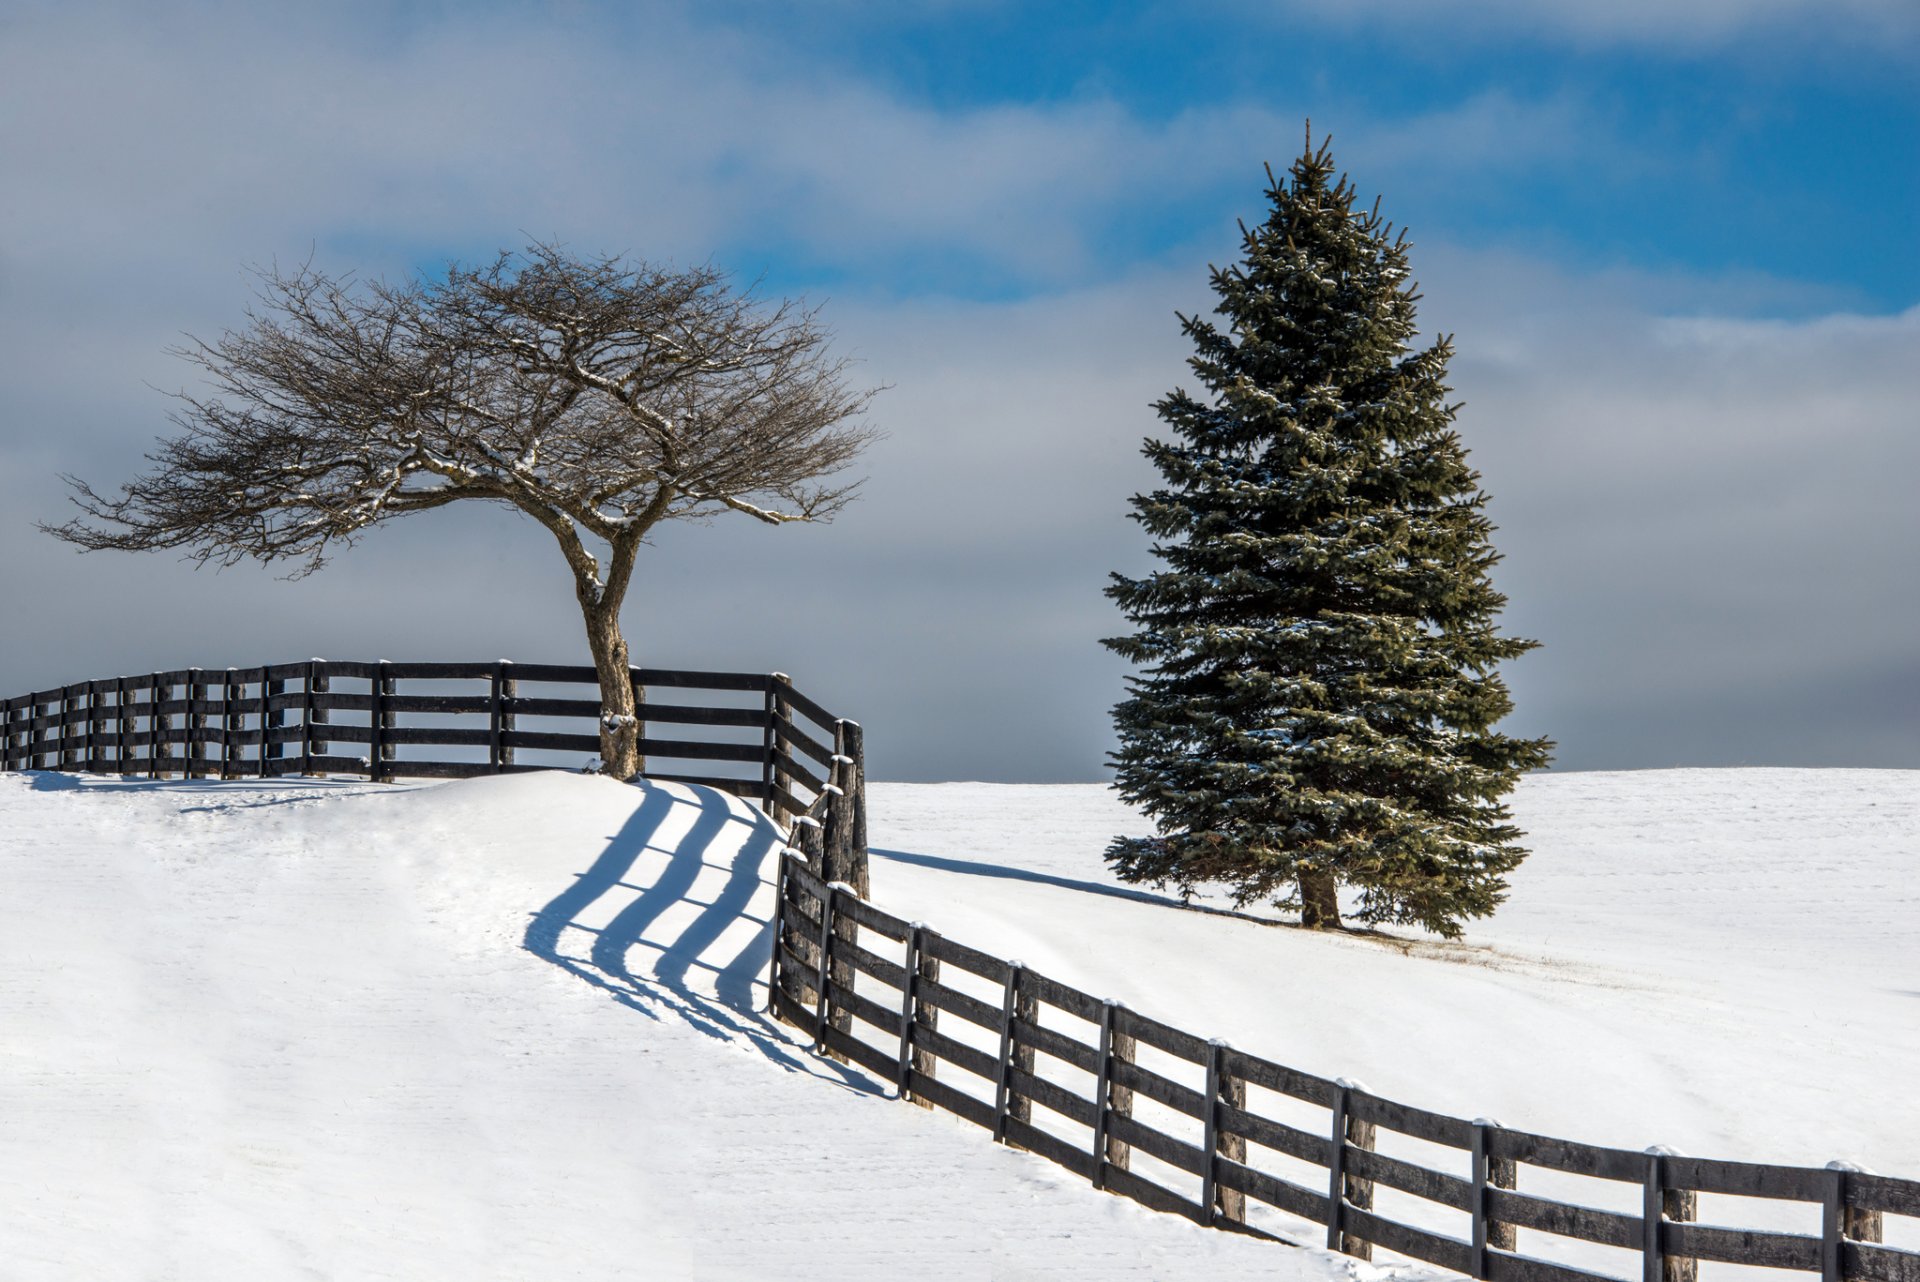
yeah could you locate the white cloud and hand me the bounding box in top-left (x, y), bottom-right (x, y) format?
top-left (1265, 0), bottom-right (1919, 50)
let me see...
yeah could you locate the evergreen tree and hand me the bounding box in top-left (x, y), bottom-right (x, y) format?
top-left (1104, 135), bottom-right (1551, 938)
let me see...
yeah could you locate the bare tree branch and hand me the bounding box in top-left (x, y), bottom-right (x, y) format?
top-left (42, 243), bottom-right (883, 777)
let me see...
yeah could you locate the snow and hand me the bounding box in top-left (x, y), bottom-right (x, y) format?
top-left (2, 766), bottom-right (1915, 1278)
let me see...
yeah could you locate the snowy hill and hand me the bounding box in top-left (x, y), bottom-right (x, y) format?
top-left (1, 767), bottom-right (1914, 1279)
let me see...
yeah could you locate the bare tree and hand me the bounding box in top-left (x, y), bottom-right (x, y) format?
top-left (42, 245), bottom-right (879, 779)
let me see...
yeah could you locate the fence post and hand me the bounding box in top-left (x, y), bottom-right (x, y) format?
top-left (911, 927), bottom-right (941, 1109)
top-left (187, 671), bottom-right (208, 777)
top-left (112, 677), bottom-right (130, 774)
top-left (1091, 1000), bottom-right (1119, 1189)
top-left (1109, 1007), bottom-right (1136, 1177)
top-left (1328, 1078), bottom-right (1376, 1258)
top-left (827, 722), bottom-right (869, 899)
top-left (1473, 1119), bottom-right (1519, 1275)
top-left (149, 675), bottom-right (169, 779)
top-left (1199, 1039), bottom-right (1225, 1224)
top-left (1825, 1162), bottom-right (1881, 1282)
top-left (765, 673), bottom-right (791, 811)
top-left (992, 961), bottom-right (1024, 1143)
top-left (371, 660), bottom-right (393, 782)
top-left (60, 685), bottom-right (79, 771)
top-left (1643, 1147), bottom-right (1697, 1282)
top-left (894, 923), bottom-right (926, 1100)
top-left (489, 660), bottom-right (514, 772)
top-left (811, 883), bottom-right (837, 1052)
top-left (261, 677), bottom-right (282, 776)
top-left (220, 669), bottom-right (238, 778)
top-left (629, 662), bottom-right (647, 776)
top-left (85, 679), bottom-right (104, 773)
top-left (1212, 1041), bottom-right (1248, 1225)
top-left (30, 691), bottom-right (50, 770)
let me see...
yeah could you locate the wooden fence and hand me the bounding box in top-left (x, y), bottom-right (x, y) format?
top-left (768, 850), bottom-right (1919, 1282)
top-left (0, 660), bottom-right (862, 833)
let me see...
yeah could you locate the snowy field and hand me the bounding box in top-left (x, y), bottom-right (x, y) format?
top-left (1, 767), bottom-right (1915, 1280)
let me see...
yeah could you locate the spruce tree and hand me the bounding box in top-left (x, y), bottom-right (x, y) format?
top-left (1104, 135), bottom-right (1551, 938)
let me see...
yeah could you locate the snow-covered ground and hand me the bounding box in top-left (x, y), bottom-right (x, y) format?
top-left (1, 767), bottom-right (1914, 1279)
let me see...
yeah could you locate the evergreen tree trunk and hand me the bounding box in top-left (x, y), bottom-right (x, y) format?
top-left (1298, 869), bottom-right (1342, 931)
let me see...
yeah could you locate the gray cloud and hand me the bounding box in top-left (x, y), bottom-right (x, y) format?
top-left (1, 1), bottom-right (1912, 780)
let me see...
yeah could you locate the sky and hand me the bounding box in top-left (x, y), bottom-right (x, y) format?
top-left (1, 0), bottom-right (1915, 780)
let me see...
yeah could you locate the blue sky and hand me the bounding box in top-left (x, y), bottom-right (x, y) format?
top-left (1, 0), bottom-right (1915, 778)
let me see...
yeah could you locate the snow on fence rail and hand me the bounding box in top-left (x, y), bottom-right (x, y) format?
top-left (0, 661), bottom-right (863, 831)
top-left (768, 851), bottom-right (1920, 1282)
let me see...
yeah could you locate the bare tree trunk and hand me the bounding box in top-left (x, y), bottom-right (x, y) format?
top-left (582, 598), bottom-right (643, 780)
top-left (1299, 868), bottom-right (1342, 930)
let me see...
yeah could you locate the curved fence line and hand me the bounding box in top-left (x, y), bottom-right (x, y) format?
top-left (768, 851), bottom-right (1920, 1282)
top-left (0, 660), bottom-right (864, 839)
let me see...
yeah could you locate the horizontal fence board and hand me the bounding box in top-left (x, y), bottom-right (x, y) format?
top-left (826, 979), bottom-right (905, 1040)
top-left (378, 662), bottom-right (495, 680)
top-left (1350, 1091), bottom-right (1473, 1148)
top-left (503, 729), bottom-right (601, 753)
top-left (384, 727), bottom-right (493, 748)
top-left (1008, 1066), bottom-right (1097, 1129)
top-left (771, 716), bottom-right (833, 767)
top-left (913, 1020), bottom-right (1000, 1083)
top-left (1111, 1057), bottom-right (1206, 1120)
top-left (644, 703), bottom-right (768, 729)
top-left (1486, 1187), bottom-right (1639, 1250)
top-left (780, 685), bottom-right (838, 732)
top-left (382, 694), bottom-right (491, 715)
top-left (1020, 970), bottom-right (1104, 1023)
top-left (635, 668), bottom-right (773, 693)
top-left (1114, 1007), bottom-right (1208, 1065)
top-left (775, 754), bottom-right (826, 797)
top-left (835, 894), bottom-right (909, 943)
top-left (773, 981), bottom-right (822, 1039)
top-left (783, 857), bottom-right (830, 905)
top-left (1218, 1102), bottom-right (1331, 1166)
top-left (386, 760), bottom-right (498, 780)
top-left (838, 938), bottom-right (909, 991)
top-left (1853, 1174), bottom-right (1920, 1218)
top-left (916, 977), bottom-right (1007, 1034)
top-left (819, 1021), bottom-right (902, 1084)
top-left (1106, 1112), bottom-right (1207, 1178)
top-left (638, 737), bottom-right (764, 764)
top-left (778, 940), bottom-right (823, 994)
top-left (1345, 1143), bottom-right (1473, 1211)
top-left (909, 1070), bottom-right (996, 1131)
top-left (1012, 1016), bottom-right (1099, 1075)
top-left (1486, 1250), bottom-right (1625, 1282)
top-left (1215, 1154), bottom-right (1329, 1223)
top-left (500, 663), bottom-right (597, 684)
top-left (1850, 1244), bottom-right (1920, 1282)
top-left (1342, 1206), bottom-right (1475, 1274)
top-left (922, 934), bottom-right (1010, 986)
top-left (1102, 1163), bottom-right (1206, 1222)
top-left (1665, 1155), bottom-right (1825, 1201)
top-left (1491, 1129), bottom-right (1644, 1183)
top-left (1663, 1222), bottom-right (1820, 1270)
top-left (1003, 1115), bottom-right (1097, 1181)
top-left (507, 696), bottom-right (603, 718)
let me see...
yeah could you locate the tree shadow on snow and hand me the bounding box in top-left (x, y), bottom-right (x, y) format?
top-left (522, 780), bottom-right (880, 1094)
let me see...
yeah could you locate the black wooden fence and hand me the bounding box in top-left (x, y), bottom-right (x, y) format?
top-left (0, 661), bottom-right (863, 833)
top-left (768, 851), bottom-right (1919, 1282)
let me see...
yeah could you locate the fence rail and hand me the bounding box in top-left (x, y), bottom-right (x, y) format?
top-left (0, 661), bottom-right (862, 836)
top-left (768, 850), bottom-right (1920, 1282)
